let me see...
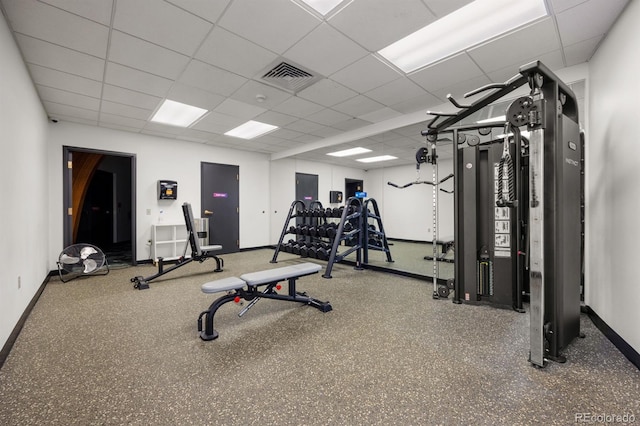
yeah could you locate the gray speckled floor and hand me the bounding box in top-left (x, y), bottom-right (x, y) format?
top-left (0, 249), bottom-right (638, 425)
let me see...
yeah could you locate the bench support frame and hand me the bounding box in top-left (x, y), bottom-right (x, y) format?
top-left (198, 274), bottom-right (332, 341)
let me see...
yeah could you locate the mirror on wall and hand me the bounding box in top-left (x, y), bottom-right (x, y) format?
top-left (339, 79), bottom-right (585, 281)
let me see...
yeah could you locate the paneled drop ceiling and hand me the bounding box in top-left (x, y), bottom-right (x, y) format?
top-left (0, 0), bottom-right (628, 168)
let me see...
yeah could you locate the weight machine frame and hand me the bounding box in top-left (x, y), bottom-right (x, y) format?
top-left (423, 61), bottom-right (583, 367)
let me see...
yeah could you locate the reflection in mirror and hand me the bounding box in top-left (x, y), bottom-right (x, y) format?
top-left (342, 79), bottom-right (585, 281)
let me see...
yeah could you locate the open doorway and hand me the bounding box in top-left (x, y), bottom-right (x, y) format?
top-left (345, 178), bottom-right (363, 199)
top-left (63, 147), bottom-right (136, 267)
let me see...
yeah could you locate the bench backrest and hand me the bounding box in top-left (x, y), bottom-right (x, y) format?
top-left (182, 202), bottom-right (202, 256)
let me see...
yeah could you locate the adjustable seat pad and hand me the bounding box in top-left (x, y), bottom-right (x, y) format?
top-left (240, 263), bottom-right (321, 286)
top-left (201, 276), bottom-right (246, 294)
top-left (201, 244), bottom-right (222, 252)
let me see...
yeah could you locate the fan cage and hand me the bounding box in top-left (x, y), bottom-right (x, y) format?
top-left (57, 243), bottom-right (109, 282)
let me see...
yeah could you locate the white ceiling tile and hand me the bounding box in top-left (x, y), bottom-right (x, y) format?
top-left (297, 79), bottom-right (358, 107)
top-left (3, 0), bottom-right (109, 57)
top-left (39, 0), bottom-right (113, 25)
top-left (113, 0), bottom-right (212, 55)
top-left (51, 114), bottom-right (98, 126)
top-left (486, 50), bottom-right (565, 83)
top-left (284, 23), bottom-right (368, 77)
top-left (358, 107), bottom-right (403, 123)
top-left (549, 0), bottom-right (589, 14)
top-left (393, 123), bottom-right (428, 137)
top-left (423, 0), bottom-right (474, 17)
top-left (332, 95), bottom-right (385, 116)
top-left (105, 62), bottom-right (173, 97)
top-left (285, 119), bottom-right (324, 133)
top-left (270, 128), bottom-right (305, 140)
top-left (306, 109), bottom-right (351, 126)
top-left (330, 55), bottom-right (401, 94)
top-left (165, 0), bottom-right (231, 23)
top-left (409, 53), bottom-right (485, 92)
top-left (213, 98), bottom-right (266, 120)
top-left (390, 92), bottom-right (444, 115)
top-left (309, 126), bottom-right (342, 138)
top-left (99, 112), bottom-right (147, 129)
top-left (165, 84), bottom-right (225, 111)
top-left (44, 101), bottom-right (99, 121)
top-left (178, 60), bottom-right (247, 97)
top-left (195, 27), bottom-right (279, 79)
top-left (218, 0), bottom-right (320, 54)
top-left (555, 0), bottom-right (627, 46)
top-left (100, 100), bottom-right (152, 121)
top-left (272, 96), bottom-right (325, 118)
top-left (230, 81), bottom-right (292, 110)
top-left (108, 31), bottom-right (190, 79)
top-left (332, 117), bottom-right (371, 131)
top-left (15, 34), bottom-right (105, 80)
top-left (253, 111), bottom-right (298, 127)
top-left (468, 18), bottom-right (561, 74)
top-left (37, 85), bottom-right (100, 110)
top-left (28, 64), bottom-right (102, 98)
top-left (328, 0), bottom-right (436, 51)
top-left (365, 78), bottom-right (427, 106)
top-left (102, 85), bottom-right (162, 110)
top-left (564, 35), bottom-right (603, 66)
top-left (292, 134), bottom-right (321, 144)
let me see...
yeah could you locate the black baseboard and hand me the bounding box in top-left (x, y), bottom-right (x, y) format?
top-left (585, 305), bottom-right (640, 370)
top-left (0, 273), bottom-right (52, 370)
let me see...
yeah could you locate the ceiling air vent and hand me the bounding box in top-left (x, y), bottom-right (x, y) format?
top-left (260, 59), bottom-right (321, 93)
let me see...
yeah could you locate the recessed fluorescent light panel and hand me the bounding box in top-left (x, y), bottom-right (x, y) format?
top-left (378, 0), bottom-right (547, 73)
top-left (224, 120), bottom-right (279, 139)
top-left (327, 147), bottom-right (372, 157)
top-left (357, 155), bottom-right (398, 163)
top-left (151, 99), bottom-right (208, 127)
top-left (298, 0), bottom-right (347, 15)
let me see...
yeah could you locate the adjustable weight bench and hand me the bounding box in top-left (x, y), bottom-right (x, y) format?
top-left (131, 202), bottom-right (224, 289)
top-left (197, 262), bottom-right (332, 340)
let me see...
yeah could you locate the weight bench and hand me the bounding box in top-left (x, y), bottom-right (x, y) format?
top-left (197, 262), bottom-right (332, 341)
top-left (131, 202), bottom-right (224, 289)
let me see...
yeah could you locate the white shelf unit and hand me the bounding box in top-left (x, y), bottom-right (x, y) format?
top-left (150, 223), bottom-right (189, 262)
top-left (149, 219), bottom-right (209, 262)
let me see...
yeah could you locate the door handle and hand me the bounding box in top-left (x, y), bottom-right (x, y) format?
top-left (204, 210), bottom-right (213, 215)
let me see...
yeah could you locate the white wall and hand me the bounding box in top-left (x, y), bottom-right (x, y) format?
top-left (587, 1), bottom-right (640, 353)
top-left (0, 12), bottom-right (50, 348)
top-left (47, 122), bottom-right (271, 265)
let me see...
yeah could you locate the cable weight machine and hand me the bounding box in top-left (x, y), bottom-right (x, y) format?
top-left (388, 145), bottom-right (454, 297)
top-left (423, 61), bottom-right (583, 367)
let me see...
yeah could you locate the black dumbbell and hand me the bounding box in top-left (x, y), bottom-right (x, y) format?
top-left (289, 226), bottom-right (297, 234)
top-left (316, 247), bottom-right (328, 260)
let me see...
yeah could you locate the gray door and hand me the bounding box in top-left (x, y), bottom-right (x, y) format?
top-left (295, 173), bottom-right (318, 209)
top-left (201, 162), bottom-right (239, 254)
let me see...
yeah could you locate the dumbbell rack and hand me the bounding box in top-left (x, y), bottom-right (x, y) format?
top-left (271, 197), bottom-right (392, 279)
top-left (363, 198), bottom-right (393, 265)
top-left (322, 196), bottom-right (365, 278)
top-left (271, 200), bottom-right (339, 264)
